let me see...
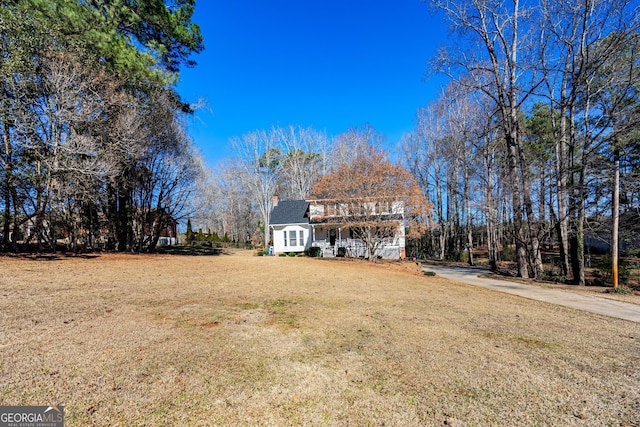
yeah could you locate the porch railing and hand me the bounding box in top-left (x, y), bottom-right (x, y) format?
top-left (311, 237), bottom-right (401, 259)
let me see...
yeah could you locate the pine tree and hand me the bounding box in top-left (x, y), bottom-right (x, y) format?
top-left (186, 218), bottom-right (195, 244)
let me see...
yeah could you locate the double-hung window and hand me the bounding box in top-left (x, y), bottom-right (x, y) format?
top-left (289, 230), bottom-right (297, 246)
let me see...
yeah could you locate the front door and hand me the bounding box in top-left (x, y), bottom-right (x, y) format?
top-left (329, 229), bottom-right (336, 246)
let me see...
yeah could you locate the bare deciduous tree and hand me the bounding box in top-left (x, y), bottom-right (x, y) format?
top-left (276, 125), bottom-right (329, 200)
top-left (539, 0), bottom-right (639, 284)
top-left (311, 143), bottom-right (431, 261)
top-left (402, 101), bottom-right (449, 259)
top-left (431, 0), bottom-right (547, 277)
top-left (330, 124), bottom-right (385, 169)
top-left (230, 130), bottom-right (280, 248)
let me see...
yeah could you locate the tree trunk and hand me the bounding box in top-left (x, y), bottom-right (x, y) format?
top-left (538, 167), bottom-right (546, 229)
top-left (117, 188), bottom-right (131, 252)
top-left (107, 178), bottom-right (118, 250)
top-left (570, 158), bottom-right (587, 286)
top-left (264, 215), bottom-right (270, 251)
top-left (2, 121), bottom-right (13, 251)
top-left (612, 148), bottom-right (620, 289)
top-left (2, 178), bottom-right (9, 251)
top-left (505, 119), bottom-right (528, 278)
top-left (435, 171), bottom-right (446, 260)
top-left (464, 166), bottom-right (474, 266)
top-left (555, 106), bottom-right (571, 279)
top-left (9, 179), bottom-right (20, 250)
top-left (518, 144), bottom-right (543, 278)
top-left (484, 153), bottom-right (498, 271)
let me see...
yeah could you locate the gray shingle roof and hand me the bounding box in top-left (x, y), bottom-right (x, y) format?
top-left (269, 200), bottom-right (309, 225)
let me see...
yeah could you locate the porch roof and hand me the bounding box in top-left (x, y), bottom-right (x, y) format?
top-left (310, 213), bottom-right (403, 225)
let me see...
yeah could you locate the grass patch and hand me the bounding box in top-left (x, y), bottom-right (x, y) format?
top-left (611, 286), bottom-right (631, 295)
top-left (267, 298), bottom-right (301, 328)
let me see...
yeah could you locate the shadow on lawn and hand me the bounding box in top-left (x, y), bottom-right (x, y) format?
top-left (156, 245), bottom-right (225, 256)
top-left (1, 245), bottom-right (225, 260)
top-left (0, 252), bottom-right (100, 261)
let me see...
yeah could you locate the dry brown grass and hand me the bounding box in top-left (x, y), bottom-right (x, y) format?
top-left (1, 250), bottom-right (639, 426)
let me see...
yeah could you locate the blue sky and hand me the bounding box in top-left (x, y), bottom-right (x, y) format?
top-left (176, 0), bottom-right (449, 167)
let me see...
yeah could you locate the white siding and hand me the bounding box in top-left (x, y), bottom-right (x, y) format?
top-left (309, 203), bottom-right (324, 219)
top-left (271, 224), bottom-right (311, 254)
top-left (391, 201), bottom-right (404, 215)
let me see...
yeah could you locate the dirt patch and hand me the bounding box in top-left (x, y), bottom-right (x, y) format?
top-left (1, 251), bottom-right (638, 426)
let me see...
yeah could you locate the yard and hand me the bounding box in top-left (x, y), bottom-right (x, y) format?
top-left (1, 251), bottom-right (638, 426)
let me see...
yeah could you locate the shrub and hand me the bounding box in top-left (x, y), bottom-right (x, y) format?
top-left (423, 271), bottom-right (436, 277)
top-left (444, 250), bottom-right (468, 263)
top-left (279, 253), bottom-right (287, 257)
top-left (597, 255), bottom-right (631, 283)
top-left (542, 270), bottom-right (567, 283)
top-left (626, 248), bottom-right (640, 258)
top-left (256, 250), bottom-right (264, 256)
top-left (288, 252), bottom-right (296, 257)
top-left (305, 246), bottom-right (322, 257)
top-left (337, 247), bottom-right (347, 257)
top-left (501, 245), bottom-right (517, 262)
top-left (612, 286), bottom-right (631, 294)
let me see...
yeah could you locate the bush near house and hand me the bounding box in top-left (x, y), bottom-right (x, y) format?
top-left (305, 246), bottom-right (322, 257)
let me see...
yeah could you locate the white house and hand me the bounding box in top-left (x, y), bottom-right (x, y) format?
top-left (269, 196), bottom-right (406, 259)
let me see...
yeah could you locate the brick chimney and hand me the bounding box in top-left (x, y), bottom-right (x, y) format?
top-left (272, 195), bottom-right (279, 207)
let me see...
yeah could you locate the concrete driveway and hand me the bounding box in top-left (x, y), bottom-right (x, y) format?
top-left (422, 263), bottom-right (640, 323)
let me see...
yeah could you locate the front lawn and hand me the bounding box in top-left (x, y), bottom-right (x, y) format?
top-left (1, 251), bottom-right (638, 426)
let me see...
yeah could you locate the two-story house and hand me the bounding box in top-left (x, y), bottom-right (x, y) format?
top-left (269, 196), bottom-right (405, 259)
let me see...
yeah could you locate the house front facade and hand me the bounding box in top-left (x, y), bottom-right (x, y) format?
top-left (269, 196), bottom-right (405, 259)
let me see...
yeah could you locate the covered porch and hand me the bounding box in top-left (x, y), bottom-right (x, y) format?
top-left (310, 224), bottom-right (402, 259)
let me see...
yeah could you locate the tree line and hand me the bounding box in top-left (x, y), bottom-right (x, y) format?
top-left (401, 0), bottom-right (639, 285)
top-left (1, 0), bottom-right (204, 252)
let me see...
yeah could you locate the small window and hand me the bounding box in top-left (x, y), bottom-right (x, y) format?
top-left (289, 230), bottom-right (297, 246)
top-left (299, 230), bottom-right (304, 245)
top-left (284, 230), bottom-right (287, 246)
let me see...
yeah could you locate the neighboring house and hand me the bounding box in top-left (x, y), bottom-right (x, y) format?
top-left (135, 208), bottom-right (179, 246)
top-left (579, 211), bottom-right (640, 256)
top-left (157, 221), bottom-right (179, 246)
top-left (269, 196), bottom-right (406, 259)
